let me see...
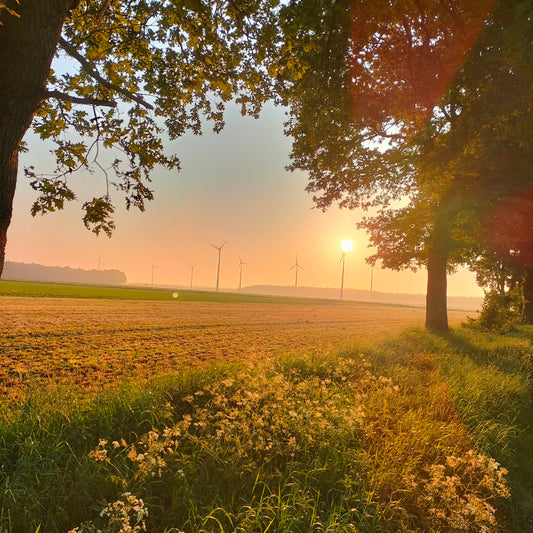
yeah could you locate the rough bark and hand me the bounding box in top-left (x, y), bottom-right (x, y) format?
top-left (522, 267), bottom-right (533, 324)
top-left (0, 0), bottom-right (77, 277)
top-left (425, 222), bottom-right (450, 333)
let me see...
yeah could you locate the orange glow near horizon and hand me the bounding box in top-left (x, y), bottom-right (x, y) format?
top-left (7, 104), bottom-right (483, 298)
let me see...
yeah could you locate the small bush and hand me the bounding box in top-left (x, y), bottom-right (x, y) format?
top-left (467, 289), bottom-right (523, 333)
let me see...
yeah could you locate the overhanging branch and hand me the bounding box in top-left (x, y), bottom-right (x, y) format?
top-left (59, 36), bottom-right (154, 110)
top-left (46, 90), bottom-right (116, 107)
top-left (96, 0), bottom-right (112, 23)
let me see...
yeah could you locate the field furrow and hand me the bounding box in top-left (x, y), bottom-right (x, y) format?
top-left (0, 296), bottom-right (472, 399)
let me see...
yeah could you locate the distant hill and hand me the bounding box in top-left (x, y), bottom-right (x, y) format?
top-left (3, 261), bottom-right (127, 285)
top-left (245, 285), bottom-right (482, 311)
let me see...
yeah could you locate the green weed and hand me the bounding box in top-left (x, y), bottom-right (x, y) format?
top-left (0, 280), bottom-right (360, 306)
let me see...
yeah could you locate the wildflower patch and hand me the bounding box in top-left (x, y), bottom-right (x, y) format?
top-left (72, 351), bottom-right (510, 532)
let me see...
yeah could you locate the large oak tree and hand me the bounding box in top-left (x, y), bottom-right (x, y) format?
top-left (0, 0), bottom-right (280, 276)
top-left (425, 0), bottom-right (533, 323)
top-left (277, 0), bottom-right (533, 332)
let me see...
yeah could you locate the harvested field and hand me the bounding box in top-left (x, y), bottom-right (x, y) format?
top-left (1, 296), bottom-right (472, 398)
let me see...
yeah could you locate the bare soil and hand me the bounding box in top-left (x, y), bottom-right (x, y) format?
top-left (0, 297), bottom-right (472, 399)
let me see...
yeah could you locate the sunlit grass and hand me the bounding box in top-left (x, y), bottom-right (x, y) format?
top-left (435, 327), bottom-right (533, 531)
top-left (366, 326), bottom-right (533, 531)
top-left (1, 326), bottom-right (527, 532)
top-left (0, 279), bottom-right (311, 303)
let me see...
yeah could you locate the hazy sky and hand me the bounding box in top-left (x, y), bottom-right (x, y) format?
top-left (7, 103), bottom-right (483, 297)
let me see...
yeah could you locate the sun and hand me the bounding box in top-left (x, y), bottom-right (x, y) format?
top-left (340, 239), bottom-right (354, 252)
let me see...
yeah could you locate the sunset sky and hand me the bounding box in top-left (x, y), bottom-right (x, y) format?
top-left (7, 103), bottom-right (483, 297)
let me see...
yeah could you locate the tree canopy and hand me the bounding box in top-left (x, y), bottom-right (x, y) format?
top-left (0, 0), bottom-right (282, 274)
top-left (278, 0), bottom-right (533, 330)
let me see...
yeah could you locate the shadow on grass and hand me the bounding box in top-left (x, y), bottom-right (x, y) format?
top-left (449, 327), bottom-right (531, 370)
top-left (437, 326), bottom-right (533, 533)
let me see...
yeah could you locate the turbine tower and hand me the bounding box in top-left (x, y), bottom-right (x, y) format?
top-left (237, 256), bottom-right (247, 290)
top-left (150, 264), bottom-right (156, 286)
top-left (289, 254), bottom-right (303, 288)
top-left (339, 254), bottom-right (346, 299)
top-left (188, 264), bottom-right (196, 289)
top-left (211, 241), bottom-right (227, 292)
top-left (339, 240), bottom-right (353, 300)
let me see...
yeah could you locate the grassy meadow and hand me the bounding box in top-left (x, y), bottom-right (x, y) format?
top-left (0, 280), bottom-right (531, 532)
top-left (0, 279), bottom-right (303, 303)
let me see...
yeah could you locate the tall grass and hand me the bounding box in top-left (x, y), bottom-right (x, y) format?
top-left (1, 327), bottom-right (528, 532)
top-left (436, 328), bottom-right (533, 532)
top-left (369, 326), bottom-right (533, 531)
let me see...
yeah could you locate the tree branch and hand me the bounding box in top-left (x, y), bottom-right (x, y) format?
top-left (96, 0), bottom-right (112, 23)
top-left (45, 90), bottom-right (117, 107)
top-left (59, 36), bottom-right (154, 110)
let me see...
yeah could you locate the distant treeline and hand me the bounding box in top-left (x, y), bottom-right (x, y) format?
top-left (3, 262), bottom-right (127, 285)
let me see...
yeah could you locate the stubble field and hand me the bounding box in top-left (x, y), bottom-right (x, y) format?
top-left (1, 294), bottom-right (471, 399)
top-left (2, 286), bottom-right (531, 532)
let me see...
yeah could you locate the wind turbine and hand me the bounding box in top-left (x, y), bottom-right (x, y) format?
top-left (289, 254), bottom-right (303, 288)
top-left (210, 241), bottom-right (227, 292)
top-left (339, 240), bottom-right (354, 300)
top-left (237, 256), bottom-right (247, 290)
top-left (150, 264), bottom-right (156, 285)
top-left (188, 264), bottom-right (196, 289)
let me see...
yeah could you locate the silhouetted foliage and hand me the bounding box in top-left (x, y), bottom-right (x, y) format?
top-left (465, 288), bottom-right (523, 333)
top-left (278, 0), bottom-right (533, 333)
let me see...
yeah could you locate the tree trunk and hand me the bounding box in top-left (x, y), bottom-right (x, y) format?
top-left (0, 149), bottom-right (18, 277)
top-left (425, 222), bottom-right (449, 333)
top-left (522, 267), bottom-right (533, 324)
top-left (0, 0), bottom-right (77, 277)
